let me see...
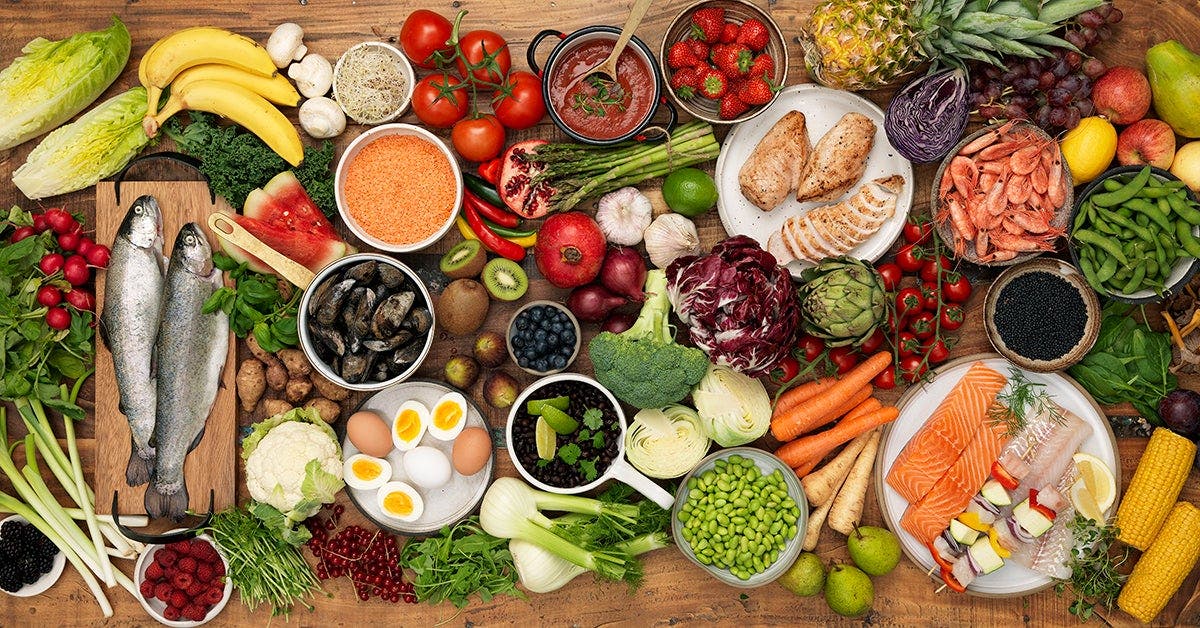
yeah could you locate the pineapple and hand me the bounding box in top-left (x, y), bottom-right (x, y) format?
top-left (800, 0), bottom-right (1106, 91)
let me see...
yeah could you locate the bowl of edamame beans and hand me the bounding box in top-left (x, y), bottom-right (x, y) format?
top-left (1069, 165), bottom-right (1200, 303)
top-left (672, 447), bottom-right (807, 587)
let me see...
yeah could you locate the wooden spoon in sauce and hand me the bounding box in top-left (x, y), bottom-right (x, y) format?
top-left (563, 0), bottom-right (654, 93)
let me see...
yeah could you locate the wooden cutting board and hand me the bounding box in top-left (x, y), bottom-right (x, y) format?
top-left (93, 181), bottom-right (238, 516)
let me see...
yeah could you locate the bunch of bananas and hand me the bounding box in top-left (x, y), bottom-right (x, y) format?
top-left (139, 27), bottom-right (304, 166)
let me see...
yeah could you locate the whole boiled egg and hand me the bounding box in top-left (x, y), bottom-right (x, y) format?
top-left (404, 446), bottom-right (453, 490)
top-left (392, 400), bottom-right (429, 451)
top-left (427, 392), bottom-right (468, 441)
top-left (376, 481), bottom-right (424, 522)
top-left (343, 454), bottom-right (391, 491)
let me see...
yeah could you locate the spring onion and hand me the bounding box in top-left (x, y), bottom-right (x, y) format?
top-left (625, 405), bottom-right (710, 479)
top-left (691, 364), bottom-right (772, 447)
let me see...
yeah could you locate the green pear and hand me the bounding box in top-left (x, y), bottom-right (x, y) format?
top-left (777, 552), bottom-right (825, 596)
top-left (824, 563), bottom-right (874, 618)
top-left (848, 525), bottom-right (901, 576)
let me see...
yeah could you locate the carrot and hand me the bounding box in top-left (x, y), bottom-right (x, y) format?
top-left (776, 404), bottom-right (899, 470)
top-left (844, 396), bottom-right (882, 422)
top-left (773, 376), bottom-right (837, 417)
top-left (771, 384), bottom-right (872, 441)
top-left (769, 352), bottom-right (892, 442)
top-left (828, 428), bottom-right (881, 535)
top-left (801, 429), bottom-right (873, 504)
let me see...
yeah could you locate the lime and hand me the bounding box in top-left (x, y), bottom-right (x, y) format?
top-left (535, 417), bottom-right (557, 460)
top-left (526, 396), bottom-right (570, 415)
top-left (663, 167), bottom-right (718, 217)
top-left (539, 405), bottom-right (579, 434)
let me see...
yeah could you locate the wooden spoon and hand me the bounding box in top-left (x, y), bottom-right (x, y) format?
top-left (206, 213), bottom-right (315, 289)
top-left (563, 0), bottom-right (654, 93)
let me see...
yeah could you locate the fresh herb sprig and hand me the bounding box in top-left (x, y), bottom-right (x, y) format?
top-left (1055, 515), bottom-right (1128, 622)
top-left (202, 253), bottom-right (299, 353)
top-left (205, 507), bottom-right (323, 617)
top-left (987, 367), bottom-right (1065, 436)
top-left (398, 516), bottom-right (525, 608)
top-left (571, 75), bottom-right (629, 118)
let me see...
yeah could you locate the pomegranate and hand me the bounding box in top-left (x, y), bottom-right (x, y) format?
top-left (534, 212), bottom-right (606, 288)
top-left (498, 140), bottom-right (556, 218)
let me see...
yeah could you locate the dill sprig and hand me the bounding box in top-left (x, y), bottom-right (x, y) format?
top-left (987, 367), bottom-right (1065, 436)
top-left (1055, 515), bottom-right (1128, 622)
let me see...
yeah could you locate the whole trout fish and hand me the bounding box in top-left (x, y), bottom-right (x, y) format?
top-left (99, 195), bottom-right (165, 487)
top-left (145, 223), bottom-right (229, 520)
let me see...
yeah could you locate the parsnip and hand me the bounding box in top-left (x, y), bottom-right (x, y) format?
top-left (827, 429), bottom-right (880, 536)
top-left (801, 430), bottom-right (872, 506)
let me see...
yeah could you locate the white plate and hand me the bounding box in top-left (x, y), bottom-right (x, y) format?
top-left (342, 379), bottom-right (494, 535)
top-left (874, 354), bottom-right (1119, 597)
top-left (715, 84), bottom-right (914, 278)
top-left (0, 515), bottom-right (65, 597)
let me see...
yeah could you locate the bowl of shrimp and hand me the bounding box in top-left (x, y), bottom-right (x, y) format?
top-left (932, 121), bottom-right (1074, 266)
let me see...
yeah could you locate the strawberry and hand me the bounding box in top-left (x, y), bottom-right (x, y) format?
top-left (689, 7), bottom-right (725, 44)
top-left (697, 67), bottom-right (728, 99)
top-left (172, 572), bottom-right (194, 590)
top-left (205, 586), bottom-right (225, 605)
top-left (154, 582), bottom-right (173, 602)
top-left (666, 41), bottom-right (698, 69)
top-left (154, 548), bottom-right (178, 568)
top-left (145, 561), bottom-right (164, 581)
top-left (712, 43), bottom-right (753, 78)
top-left (162, 606), bottom-right (182, 622)
top-left (196, 563), bottom-right (216, 583)
top-left (737, 76), bottom-right (776, 105)
top-left (685, 39), bottom-right (709, 63)
top-left (736, 18), bottom-right (771, 51)
top-left (719, 92), bottom-right (750, 119)
top-left (177, 557), bottom-right (198, 574)
top-left (749, 53), bottom-right (775, 79)
top-left (139, 579), bottom-right (156, 599)
top-left (183, 605), bottom-right (208, 622)
top-left (670, 67), bottom-right (701, 99)
top-left (719, 22), bottom-right (740, 44)
top-left (169, 591), bottom-right (188, 610)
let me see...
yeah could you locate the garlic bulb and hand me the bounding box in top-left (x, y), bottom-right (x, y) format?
top-left (595, 187), bottom-right (652, 245)
top-left (643, 213), bottom-right (701, 268)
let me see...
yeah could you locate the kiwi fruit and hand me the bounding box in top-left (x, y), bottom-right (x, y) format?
top-left (437, 279), bottom-right (490, 335)
top-left (440, 240), bottom-right (486, 279)
top-left (481, 258), bottom-right (528, 301)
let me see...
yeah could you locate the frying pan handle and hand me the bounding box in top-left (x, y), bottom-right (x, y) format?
top-left (608, 458), bottom-right (675, 509)
top-left (206, 213), bottom-right (316, 289)
top-left (113, 151), bottom-right (213, 206)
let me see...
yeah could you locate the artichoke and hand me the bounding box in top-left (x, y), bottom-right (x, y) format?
top-left (797, 257), bottom-right (886, 347)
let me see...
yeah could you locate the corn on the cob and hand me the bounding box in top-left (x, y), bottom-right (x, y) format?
top-left (1115, 428), bottom-right (1196, 550)
top-left (1117, 501), bottom-right (1200, 623)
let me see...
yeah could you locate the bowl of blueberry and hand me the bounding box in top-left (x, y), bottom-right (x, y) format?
top-left (506, 300), bottom-right (581, 375)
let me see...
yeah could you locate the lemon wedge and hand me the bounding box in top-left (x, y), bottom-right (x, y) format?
top-left (1070, 452), bottom-right (1116, 521)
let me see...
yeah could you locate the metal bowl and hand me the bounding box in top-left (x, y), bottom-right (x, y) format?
top-left (659, 0), bottom-right (788, 125)
top-left (505, 300), bottom-right (581, 376)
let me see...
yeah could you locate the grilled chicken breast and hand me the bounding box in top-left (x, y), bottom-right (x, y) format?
top-left (769, 175), bottom-right (905, 264)
top-left (738, 111), bottom-right (811, 211)
top-left (794, 112), bottom-right (876, 203)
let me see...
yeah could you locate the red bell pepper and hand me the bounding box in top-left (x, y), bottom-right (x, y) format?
top-left (1028, 488), bottom-right (1057, 521)
top-left (990, 460), bottom-right (1020, 490)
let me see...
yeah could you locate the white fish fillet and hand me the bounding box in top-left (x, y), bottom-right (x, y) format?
top-left (768, 175), bottom-right (904, 265)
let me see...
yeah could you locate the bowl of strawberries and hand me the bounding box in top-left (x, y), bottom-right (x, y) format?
top-left (660, 0), bottom-right (788, 124)
top-left (135, 535), bottom-right (232, 627)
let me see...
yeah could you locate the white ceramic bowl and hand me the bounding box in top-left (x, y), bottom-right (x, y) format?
top-left (134, 533), bottom-right (233, 627)
top-left (334, 123), bottom-right (463, 253)
top-left (332, 42), bottom-right (415, 124)
top-left (0, 515), bottom-right (65, 597)
top-left (505, 300), bottom-right (582, 376)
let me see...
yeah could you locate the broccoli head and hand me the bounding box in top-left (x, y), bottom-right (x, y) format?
top-left (588, 269), bottom-right (710, 408)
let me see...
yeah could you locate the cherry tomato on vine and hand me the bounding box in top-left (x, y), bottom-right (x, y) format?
top-left (919, 254), bottom-right (953, 282)
top-left (872, 367), bottom-right (896, 390)
top-left (942, 274), bottom-right (973, 304)
top-left (829, 346), bottom-right (859, 374)
top-left (770, 356), bottom-right (801, 384)
top-left (493, 71), bottom-right (546, 130)
top-left (920, 281), bottom-right (940, 311)
top-left (908, 311), bottom-right (936, 340)
top-left (412, 73), bottom-right (469, 128)
top-left (903, 220), bottom-right (933, 244)
top-left (451, 114), bottom-right (506, 162)
top-left (858, 328), bottom-right (885, 354)
top-left (796, 334), bottom-right (826, 362)
top-left (895, 243), bottom-right (924, 273)
top-left (939, 304), bottom-right (965, 331)
top-left (897, 332), bottom-right (921, 358)
top-left (899, 354), bottom-right (928, 383)
top-left (399, 9), bottom-right (454, 68)
top-left (925, 339), bottom-right (950, 364)
top-left (876, 262), bottom-right (902, 292)
top-left (456, 30), bottom-right (511, 84)
top-left (896, 287), bottom-right (924, 319)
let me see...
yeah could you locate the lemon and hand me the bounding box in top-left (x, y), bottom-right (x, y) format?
top-left (539, 405), bottom-right (578, 435)
top-left (1069, 452), bottom-right (1116, 521)
top-left (662, 167), bottom-right (719, 217)
top-left (535, 417), bottom-right (557, 461)
top-left (1059, 116), bottom-right (1117, 184)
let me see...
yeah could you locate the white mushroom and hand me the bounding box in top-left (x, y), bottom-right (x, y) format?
top-left (266, 23), bottom-right (307, 69)
top-left (288, 53), bottom-right (334, 98)
top-left (299, 97), bottom-right (347, 139)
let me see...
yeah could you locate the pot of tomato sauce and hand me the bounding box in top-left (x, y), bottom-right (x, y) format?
top-left (528, 26), bottom-right (676, 145)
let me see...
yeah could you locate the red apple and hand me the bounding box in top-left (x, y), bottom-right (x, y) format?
top-left (1092, 66), bottom-right (1152, 125)
top-left (1117, 119), bottom-right (1177, 169)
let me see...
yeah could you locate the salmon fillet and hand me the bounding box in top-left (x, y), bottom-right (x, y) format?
top-left (738, 111), bottom-right (811, 211)
top-left (794, 112), bottom-right (876, 203)
top-left (886, 362), bottom-right (1008, 504)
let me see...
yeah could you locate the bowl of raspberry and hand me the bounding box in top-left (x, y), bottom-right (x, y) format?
top-left (134, 534), bottom-right (232, 626)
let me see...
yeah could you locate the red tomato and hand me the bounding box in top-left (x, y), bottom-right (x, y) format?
top-left (456, 30), bottom-right (511, 84)
top-left (872, 367), bottom-right (896, 390)
top-left (451, 114), bottom-right (506, 162)
top-left (919, 254), bottom-right (953, 282)
top-left (896, 332), bottom-right (921, 358)
top-left (903, 220), bottom-right (933, 244)
top-left (895, 243), bottom-right (924, 273)
top-left (920, 281), bottom-right (940, 311)
top-left (899, 354), bottom-right (928, 383)
top-left (412, 74), bottom-right (470, 128)
top-left (797, 335), bottom-right (826, 362)
top-left (939, 304), bottom-right (965, 331)
top-left (875, 262), bottom-right (902, 292)
top-left (829, 346), bottom-right (859, 374)
top-left (925, 339), bottom-right (950, 364)
top-left (895, 287), bottom-right (924, 319)
top-left (399, 9), bottom-right (453, 68)
top-left (908, 311), bottom-right (936, 340)
top-left (858, 328), bottom-right (885, 354)
top-left (769, 356), bottom-right (801, 384)
top-left (942, 274), bottom-right (973, 304)
top-left (493, 71), bottom-right (546, 130)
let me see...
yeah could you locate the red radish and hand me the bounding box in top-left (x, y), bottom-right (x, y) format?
top-left (534, 212), bottom-right (606, 288)
top-left (599, 246), bottom-right (648, 302)
top-left (32, 214), bottom-right (48, 233)
top-left (45, 307), bottom-right (70, 330)
top-left (43, 208), bottom-right (75, 234)
top-left (36, 286), bottom-right (62, 307)
top-left (567, 284), bottom-right (627, 322)
top-left (66, 289), bottom-right (95, 311)
top-left (602, 312), bottom-right (637, 334)
top-left (76, 236), bottom-right (95, 257)
top-left (85, 244), bottom-right (111, 268)
top-left (9, 226), bottom-right (35, 243)
top-left (58, 231), bottom-right (80, 252)
top-left (39, 253), bottom-right (65, 275)
top-left (63, 255), bottom-right (90, 286)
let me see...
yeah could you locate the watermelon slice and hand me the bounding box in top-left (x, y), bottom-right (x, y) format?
top-left (218, 211), bottom-right (348, 274)
top-left (226, 170), bottom-right (351, 274)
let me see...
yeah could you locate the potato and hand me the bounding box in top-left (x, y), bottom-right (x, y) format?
top-left (310, 370), bottom-right (350, 402)
top-left (235, 359), bottom-right (266, 412)
top-left (278, 348), bottom-right (311, 379)
top-left (261, 398), bottom-right (293, 417)
top-left (246, 334), bottom-right (282, 369)
top-left (284, 378), bottom-right (313, 404)
top-left (305, 397), bottom-right (340, 424)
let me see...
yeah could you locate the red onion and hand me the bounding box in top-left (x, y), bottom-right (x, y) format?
top-left (567, 284), bottom-right (626, 322)
top-left (601, 312), bottom-right (636, 334)
top-left (599, 246), bottom-right (647, 302)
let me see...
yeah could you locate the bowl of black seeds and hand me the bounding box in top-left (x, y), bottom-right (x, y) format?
top-left (506, 373), bottom-right (675, 508)
top-left (0, 515), bottom-right (64, 597)
top-left (984, 258), bottom-right (1101, 372)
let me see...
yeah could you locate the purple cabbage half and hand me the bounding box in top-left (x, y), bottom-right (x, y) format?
top-left (884, 68), bottom-right (970, 164)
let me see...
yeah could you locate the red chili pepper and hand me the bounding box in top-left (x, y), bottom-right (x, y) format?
top-left (940, 567), bottom-right (967, 593)
top-left (463, 202), bottom-right (525, 261)
top-left (990, 460), bottom-right (1020, 490)
top-left (478, 158), bottom-right (503, 184)
top-left (464, 190), bottom-right (520, 228)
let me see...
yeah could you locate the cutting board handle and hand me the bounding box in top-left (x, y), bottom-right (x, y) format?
top-left (206, 213), bottom-right (316, 289)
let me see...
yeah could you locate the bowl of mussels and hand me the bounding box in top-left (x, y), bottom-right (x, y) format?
top-left (299, 253), bottom-right (435, 391)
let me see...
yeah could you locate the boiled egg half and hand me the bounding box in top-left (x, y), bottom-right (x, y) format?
top-left (376, 481), bottom-right (424, 522)
top-left (392, 400), bottom-right (429, 451)
top-left (343, 454), bottom-right (391, 491)
top-left (427, 392), bottom-right (468, 441)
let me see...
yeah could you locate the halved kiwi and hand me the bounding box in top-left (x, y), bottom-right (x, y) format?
top-left (440, 240), bottom-right (486, 279)
top-left (482, 258), bottom-right (528, 302)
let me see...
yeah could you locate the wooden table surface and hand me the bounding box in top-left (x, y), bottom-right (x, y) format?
top-left (2, 0), bottom-right (1199, 625)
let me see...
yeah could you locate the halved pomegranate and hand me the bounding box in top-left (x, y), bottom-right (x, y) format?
top-left (498, 139), bottom-right (556, 218)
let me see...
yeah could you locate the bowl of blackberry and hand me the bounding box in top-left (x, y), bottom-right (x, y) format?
top-left (0, 515), bottom-right (64, 597)
top-left (506, 300), bottom-right (581, 376)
